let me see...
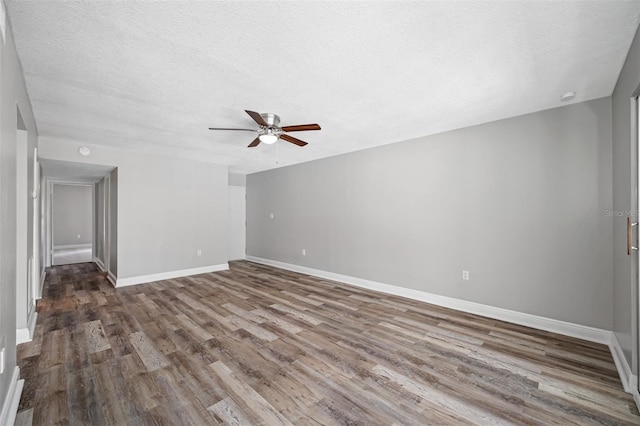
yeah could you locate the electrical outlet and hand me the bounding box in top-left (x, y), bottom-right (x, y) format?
top-left (462, 270), bottom-right (470, 280)
top-left (77, 234), bottom-right (81, 239)
top-left (0, 347), bottom-right (5, 374)
top-left (302, 249), bottom-right (306, 256)
top-left (269, 213), bottom-right (274, 219)
top-left (197, 249), bottom-right (202, 256)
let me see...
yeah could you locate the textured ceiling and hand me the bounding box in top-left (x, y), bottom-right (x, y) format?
top-left (6, 1), bottom-right (640, 174)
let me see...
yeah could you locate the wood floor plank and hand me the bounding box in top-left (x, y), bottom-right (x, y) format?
top-left (222, 302), bottom-right (267, 324)
top-left (208, 397), bottom-right (253, 426)
top-left (251, 308), bottom-right (304, 334)
top-left (175, 313), bottom-right (215, 341)
top-left (372, 363), bottom-right (505, 425)
top-left (129, 330), bottom-right (170, 372)
top-left (210, 360), bottom-right (294, 426)
top-left (226, 314), bottom-right (279, 341)
top-left (14, 261), bottom-right (640, 425)
top-left (270, 303), bottom-right (323, 325)
top-left (84, 319), bottom-right (112, 353)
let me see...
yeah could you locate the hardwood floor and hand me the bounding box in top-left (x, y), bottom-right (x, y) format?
top-left (16, 261), bottom-right (640, 425)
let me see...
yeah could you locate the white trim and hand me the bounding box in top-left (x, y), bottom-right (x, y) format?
top-left (245, 256), bottom-right (612, 344)
top-left (94, 257), bottom-right (106, 272)
top-left (633, 387), bottom-right (640, 412)
top-left (116, 263), bottom-right (229, 287)
top-left (0, 367), bottom-right (24, 426)
top-left (104, 174), bottom-right (110, 280)
top-left (107, 271), bottom-right (117, 287)
top-left (16, 307), bottom-right (37, 345)
top-left (53, 243), bottom-right (92, 250)
top-left (610, 332), bottom-right (639, 393)
top-left (16, 328), bottom-right (30, 344)
top-left (38, 268), bottom-right (46, 299)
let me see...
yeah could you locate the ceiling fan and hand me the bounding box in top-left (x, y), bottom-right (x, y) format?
top-left (209, 110), bottom-right (321, 147)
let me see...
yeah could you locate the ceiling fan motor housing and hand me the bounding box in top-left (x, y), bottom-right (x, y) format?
top-left (260, 113), bottom-right (280, 128)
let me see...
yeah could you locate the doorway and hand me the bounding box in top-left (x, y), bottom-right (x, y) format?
top-left (15, 105), bottom-right (38, 343)
top-left (636, 95), bottom-right (640, 397)
top-left (39, 159), bottom-right (117, 280)
top-left (51, 183), bottom-right (93, 265)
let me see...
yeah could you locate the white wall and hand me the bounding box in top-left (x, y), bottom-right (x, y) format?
top-left (0, 14), bottom-right (39, 424)
top-left (52, 184), bottom-right (92, 247)
top-left (247, 98), bottom-right (613, 330)
top-left (39, 138), bottom-right (229, 281)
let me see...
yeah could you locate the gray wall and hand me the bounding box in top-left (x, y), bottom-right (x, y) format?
top-left (53, 184), bottom-right (92, 247)
top-left (39, 139), bottom-right (228, 279)
top-left (109, 168), bottom-right (118, 275)
top-left (229, 173), bottom-right (246, 187)
top-left (248, 98), bottom-right (613, 329)
top-left (0, 15), bottom-right (39, 418)
top-left (612, 25), bottom-right (640, 369)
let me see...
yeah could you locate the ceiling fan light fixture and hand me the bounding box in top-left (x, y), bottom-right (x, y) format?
top-left (259, 133), bottom-right (278, 144)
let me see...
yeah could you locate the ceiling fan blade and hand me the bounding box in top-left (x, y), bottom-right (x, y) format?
top-left (245, 110), bottom-right (268, 127)
top-left (281, 124), bottom-right (321, 132)
top-left (248, 137), bottom-right (261, 148)
top-left (280, 134), bottom-right (308, 147)
top-left (208, 127), bottom-right (257, 131)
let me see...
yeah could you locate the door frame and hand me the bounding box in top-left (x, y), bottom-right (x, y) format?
top-left (46, 180), bottom-right (95, 267)
top-left (634, 92), bottom-right (640, 396)
top-left (104, 174), bottom-right (111, 276)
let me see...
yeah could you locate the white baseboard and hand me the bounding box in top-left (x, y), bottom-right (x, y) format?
top-left (610, 333), bottom-right (638, 392)
top-left (16, 306), bottom-right (38, 345)
top-left (633, 387), bottom-right (640, 412)
top-left (116, 263), bottom-right (229, 287)
top-left (107, 271), bottom-right (117, 287)
top-left (53, 243), bottom-right (92, 250)
top-left (93, 257), bottom-right (106, 272)
top-left (246, 256), bottom-right (612, 345)
top-left (16, 328), bottom-right (30, 345)
top-left (0, 367), bottom-right (24, 426)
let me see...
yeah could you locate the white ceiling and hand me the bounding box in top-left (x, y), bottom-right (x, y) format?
top-left (6, 1), bottom-right (640, 175)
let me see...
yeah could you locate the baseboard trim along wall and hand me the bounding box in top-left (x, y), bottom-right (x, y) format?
top-left (15, 328), bottom-right (30, 345)
top-left (116, 263), bottom-right (229, 287)
top-left (16, 308), bottom-right (38, 345)
top-left (93, 257), bottom-right (106, 272)
top-left (611, 333), bottom-right (639, 394)
top-left (53, 243), bottom-right (92, 250)
top-left (107, 271), bottom-right (117, 287)
top-left (246, 256), bottom-right (636, 401)
top-left (0, 367), bottom-right (24, 426)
